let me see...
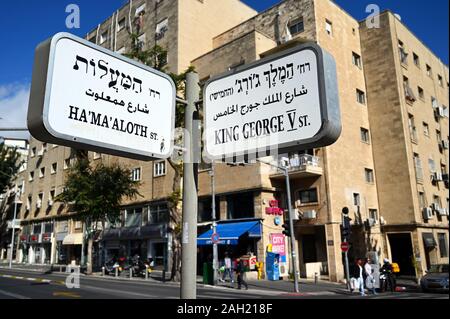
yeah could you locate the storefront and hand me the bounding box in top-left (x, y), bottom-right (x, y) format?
top-left (62, 233), bottom-right (83, 265)
top-left (101, 224), bottom-right (169, 269)
top-left (197, 219), bottom-right (262, 273)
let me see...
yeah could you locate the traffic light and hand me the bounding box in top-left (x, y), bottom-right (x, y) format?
top-left (342, 207), bottom-right (352, 240)
top-left (282, 223), bottom-right (291, 237)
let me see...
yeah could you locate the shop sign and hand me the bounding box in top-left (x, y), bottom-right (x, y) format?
top-left (30, 234), bottom-right (40, 243)
top-left (266, 199), bottom-right (283, 215)
top-left (270, 233), bottom-right (286, 256)
top-left (20, 235), bottom-right (29, 242)
top-left (42, 233), bottom-right (52, 242)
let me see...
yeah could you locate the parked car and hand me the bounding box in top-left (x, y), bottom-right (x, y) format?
top-left (420, 264), bottom-right (449, 293)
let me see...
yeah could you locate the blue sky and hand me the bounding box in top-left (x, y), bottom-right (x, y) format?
top-left (0, 0), bottom-right (448, 139)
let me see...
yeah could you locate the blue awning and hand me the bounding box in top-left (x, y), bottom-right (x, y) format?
top-left (197, 221), bottom-right (262, 246)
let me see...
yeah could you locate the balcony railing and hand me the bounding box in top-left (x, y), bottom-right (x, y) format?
top-left (270, 154), bottom-right (323, 179)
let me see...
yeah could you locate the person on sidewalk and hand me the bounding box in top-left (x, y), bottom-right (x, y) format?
top-left (351, 258), bottom-right (366, 296)
top-left (222, 253), bottom-right (234, 283)
top-left (364, 258), bottom-right (377, 295)
top-left (235, 257), bottom-right (248, 290)
top-left (380, 258), bottom-right (395, 293)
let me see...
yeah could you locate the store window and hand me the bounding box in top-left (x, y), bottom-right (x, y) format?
top-left (125, 207), bottom-right (143, 228)
top-left (149, 203), bottom-right (169, 224)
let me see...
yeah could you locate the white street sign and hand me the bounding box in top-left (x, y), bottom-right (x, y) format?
top-left (203, 43), bottom-right (341, 160)
top-left (28, 33), bottom-right (176, 160)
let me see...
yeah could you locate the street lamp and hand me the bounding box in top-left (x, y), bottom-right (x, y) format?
top-left (257, 158), bottom-right (300, 293)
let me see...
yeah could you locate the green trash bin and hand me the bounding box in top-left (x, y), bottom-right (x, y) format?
top-left (203, 262), bottom-right (213, 285)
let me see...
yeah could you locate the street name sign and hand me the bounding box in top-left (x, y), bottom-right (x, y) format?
top-left (203, 43), bottom-right (341, 160)
top-left (28, 32), bottom-right (176, 161)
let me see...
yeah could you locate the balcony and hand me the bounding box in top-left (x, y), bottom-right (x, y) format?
top-left (270, 154), bottom-right (323, 180)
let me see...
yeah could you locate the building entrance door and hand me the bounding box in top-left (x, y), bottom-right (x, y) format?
top-left (388, 233), bottom-right (415, 277)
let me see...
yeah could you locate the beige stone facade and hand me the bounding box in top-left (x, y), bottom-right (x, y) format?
top-left (360, 11), bottom-right (449, 277)
top-left (6, 0), bottom-right (448, 282)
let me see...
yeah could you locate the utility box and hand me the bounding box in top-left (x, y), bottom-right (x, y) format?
top-left (265, 252), bottom-right (280, 281)
top-left (202, 262), bottom-right (213, 285)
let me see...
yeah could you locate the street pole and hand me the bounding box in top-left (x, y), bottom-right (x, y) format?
top-left (9, 184), bottom-right (19, 269)
top-left (210, 162), bottom-right (218, 286)
top-left (283, 167), bottom-right (299, 293)
top-left (181, 71), bottom-right (200, 299)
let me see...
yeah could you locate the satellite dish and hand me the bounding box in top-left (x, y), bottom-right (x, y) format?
top-left (394, 14), bottom-right (402, 21)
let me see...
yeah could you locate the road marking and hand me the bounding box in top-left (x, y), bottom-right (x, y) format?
top-left (53, 291), bottom-right (81, 298)
top-left (3, 275), bottom-right (12, 278)
top-left (0, 289), bottom-right (31, 299)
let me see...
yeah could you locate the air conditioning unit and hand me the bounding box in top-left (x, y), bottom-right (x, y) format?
top-left (435, 107), bottom-right (445, 118)
top-left (37, 149), bottom-right (44, 157)
top-left (423, 207), bottom-right (433, 220)
top-left (438, 208), bottom-right (448, 216)
top-left (293, 209), bottom-right (300, 220)
top-left (295, 200), bottom-right (302, 207)
top-left (380, 216), bottom-right (387, 225)
top-left (36, 201), bottom-right (42, 209)
top-left (303, 210), bottom-right (317, 219)
top-left (433, 172), bottom-right (443, 182)
top-left (442, 140), bottom-right (449, 150)
top-left (26, 204), bottom-right (30, 211)
top-left (48, 200), bottom-right (54, 207)
top-left (431, 203), bottom-right (441, 212)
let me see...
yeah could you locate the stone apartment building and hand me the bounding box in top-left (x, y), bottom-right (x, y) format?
top-left (6, 0), bottom-right (448, 282)
top-left (360, 11), bottom-right (449, 277)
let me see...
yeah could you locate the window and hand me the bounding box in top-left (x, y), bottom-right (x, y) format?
top-left (31, 147), bottom-right (36, 157)
top-left (408, 114), bottom-right (417, 142)
top-left (51, 163), bottom-right (57, 174)
top-left (29, 171), bottom-right (34, 182)
top-left (26, 196), bottom-right (32, 210)
top-left (423, 122), bottom-right (430, 136)
top-left (198, 197), bottom-right (221, 223)
top-left (33, 223), bottom-right (42, 234)
top-left (135, 3), bottom-right (146, 17)
top-left (356, 89), bottom-right (366, 104)
top-left (37, 193), bottom-right (43, 208)
top-left (360, 128), bottom-right (370, 143)
top-left (414, 153), bottom-right (423, 181)
top-left (353, 193), bottom-right (361, 206)
top-left (44, 222), bottom-right (53, 234)
top-left (226, 192), bottom-right (255, 219)
top-left (154, 161), bottom-right (166, 177)
top-left (156, 18), bottom-right (169, 40)
top-left (42, 143), bottom-right (47, 152)
top-left (426, 64), bottom-right (432, 77)
top-left (325, 20), bottom-right (333, 36)
top-left (418, 87), bottom-right (424, 100)
top-left (39, 167), bottom-right (45, 178)
top-left (413, 53), bottom-right (420, 67)
top-left (437, 130), bottom-right (442, 145)
top-left (125, 207), bottom-right (142, 228)
top-left (398, 41), bottom-right (408, 64)
top-left (369, 209), bottom-right (378, 221)
top-left (428, 158), bottom-right (436, 173)
top-left (74, 221), bottom-right (82, 230)
top-left (100, 31), bottom-right (108, 44)
top-left (88, 36), bottom-right (96, 44)
top-left (418, 192), bottom-right (426, 208)
top-left (148, 203), bottom-right (169, 224)
top-left (288, 17), bottom-right (304, 35)
top-left (63, 159), bottom-right (70, 170)
top-left (438, 75), bottom-right (443, 87)
top-left (404, 76), bottom-right (416, 102)
top-left (431, 97), bottom-right (438, 109)
top-left (137, 33), bottom-right (146, 49)
top-left (49, 190), bottom-right (55, 202)
top-left (131, 168), bottom-right (141, 181)
top-left (352, 52), bottom-right (362, 68)
top-left (365, 168), bottom-right (375, 183)
top-left (118, 18), bottom-right (126, 31)
top-left (438, 233), bottom-right (448, 258)
top-left (93, 152), bottom-right (101, 160)
top-left (298, 188), bottom-right (318, 204)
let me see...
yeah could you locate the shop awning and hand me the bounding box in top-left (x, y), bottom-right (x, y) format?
top-left (197, 221), bottom-right (262, 246)
top-left (62, 233), bottom-right (83, 245)
top-left (422, 233), bottom-right (437, 248)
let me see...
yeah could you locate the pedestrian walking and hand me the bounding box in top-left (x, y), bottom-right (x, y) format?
top-left (222, 253), bottom-right (234, 283)
top-left (351, 258), bottom-right (366, 296)
top-left (364, 258), bottom-right (377, 295)
top-left (235, 257), bottom-right (248, 290)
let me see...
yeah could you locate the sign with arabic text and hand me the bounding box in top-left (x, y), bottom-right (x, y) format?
top-left (203, 43), bottom-right (341, 159)
top-left (28, 33), bottom-right (176, 160)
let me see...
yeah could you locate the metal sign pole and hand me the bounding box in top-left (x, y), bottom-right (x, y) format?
top-left (211, 162), bottom-right (218, 286)
top-left (9, 185), bottom-right (19, 269)
top-left (284, 168), bottom-right (299, 293)
top-left (181, 72), bottom-right (200, 299)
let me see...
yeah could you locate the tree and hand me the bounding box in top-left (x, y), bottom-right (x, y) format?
top-left (56, 152), bottom-right (141, 274)
top-left (124, 32), bottom-right (195, 281)
top-left (0, 142), bottom-right (23, 194)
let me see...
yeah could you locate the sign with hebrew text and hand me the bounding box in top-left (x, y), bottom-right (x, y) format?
top-left (203, 43), bottom-right (341, 159)
top-left (28, 33), bottom-right (175, 160)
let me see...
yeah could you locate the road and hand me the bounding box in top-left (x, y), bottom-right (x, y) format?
top-left (0, 268), bottom-right (447, 300)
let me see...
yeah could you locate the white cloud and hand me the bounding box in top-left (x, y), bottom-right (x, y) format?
top-left (0, 82), bottom-right (30, 140)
